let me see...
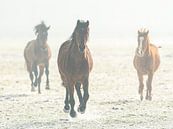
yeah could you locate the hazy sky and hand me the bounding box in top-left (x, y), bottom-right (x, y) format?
top-left (0, 0), bottom-right (173, 43)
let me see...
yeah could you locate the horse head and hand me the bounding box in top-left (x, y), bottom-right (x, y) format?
top-left (35, 21), bottom-right (50, 48)
top-left (72, 20), bottom-right (89, 53)
top-left (136, 28), bottom-right (149, 57)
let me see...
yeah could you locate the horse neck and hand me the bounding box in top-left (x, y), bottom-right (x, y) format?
top-left (36, 36), bottom-right (47, 47)
top-left (69, 39), bottom-right (85, 60)
top-left (34, 38), bottom-right (47, 55)
top-left (145, 36), bottom-right (150, 56)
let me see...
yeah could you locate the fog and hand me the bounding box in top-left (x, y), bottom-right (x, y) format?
top-left (0, 0), bottom-right (173, 44)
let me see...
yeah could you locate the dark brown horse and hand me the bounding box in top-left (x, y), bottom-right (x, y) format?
top-left (133, 29), bottom-right (160, 101)
top-left (24, 22), bottom-right (51, 94)
top-left (57, 20), bottom-right (93, 117)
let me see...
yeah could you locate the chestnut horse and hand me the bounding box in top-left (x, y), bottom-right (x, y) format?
top-left (24, 22), bottom-right (51, 94)
top-left (133, 29), bottom-right (160, 101)
top-left (57, 20), bottom-right (93, 117)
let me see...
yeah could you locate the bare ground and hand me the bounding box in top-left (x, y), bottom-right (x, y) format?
top-left (0, 41), bottom-right (173, 129)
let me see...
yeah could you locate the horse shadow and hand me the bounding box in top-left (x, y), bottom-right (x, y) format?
top-left (0, 94), bottom-right (28, 101)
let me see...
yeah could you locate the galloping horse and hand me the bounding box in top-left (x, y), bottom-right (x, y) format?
top-left (57, 20), bottom-right (93, 117)
top-left (133, 29), bottom-right (160, 100)
top-left (24, 22), bottom-right (51, 94)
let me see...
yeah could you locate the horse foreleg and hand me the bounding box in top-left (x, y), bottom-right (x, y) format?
top-left (37, 65), bottom-right (44, 94)
top-left (146, 73), bottom-right (153, 100)
top-left (137, 72), bottom-right (144, 101)
top-left (69, 85), bottom-right (76, 117)
top-left (45, 64), bottom-right (50, 89)
top-left (29, 72), bottom-right (35, 91)
top-left (33, 64), bottom-right (38, 87)
top-left (82, 79), bottom-right (89, 113)
top-left (63, 86), bottom-right (70, 113)
top-left (75, 82), bottom-right (84, 113)
top-left (26, 62), bottom-right (34, 91)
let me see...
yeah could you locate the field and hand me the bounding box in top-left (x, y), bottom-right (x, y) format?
top-left (0, 39), bottom-right (173, 129)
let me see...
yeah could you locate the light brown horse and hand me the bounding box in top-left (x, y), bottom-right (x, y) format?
top-left (133, 29), bottom-right (160, 101)
top-left (57, 20), bottom-right (93, 117)
top-left (24, 22), bottom-right (51, 94)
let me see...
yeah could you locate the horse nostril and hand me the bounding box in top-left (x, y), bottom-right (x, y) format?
top-left (137, 50), bottom-right (141, 55)
top-left (79, 46), bottom-right (85, 52)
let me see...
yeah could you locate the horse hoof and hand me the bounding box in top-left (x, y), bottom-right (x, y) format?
top-left (145, 96), bottom-right (148, 100)
top-left (31, 88), bottom-right (35, 92)
top-left (45, 87), bottom-right (50, 90)
top-left (140, 96), bottom-right (143, 101)
top-left (34, 82), bottom-right (37, 87)
top-left (77, 106), bottom-right (85, 114)
top-left (63, 106), bottom-right (70, 113)
top-left (145, 96), bottom-right (150, 100)
top-left (148, 96), bottom-right (152, 101)
top-left (70, 110), bottom-right (77, 118)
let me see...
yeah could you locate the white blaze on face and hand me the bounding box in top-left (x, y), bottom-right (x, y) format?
top-left (139, 37), bottom-right (144, 50)
top-left (137, 36), bottom-right (144, 57)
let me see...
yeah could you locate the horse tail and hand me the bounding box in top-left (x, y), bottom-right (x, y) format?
top-left (61, 82), bottom-right (66, 87)
top-left (24, 48), bottom-right (29, 72)
top-left (47, 44), bottom-right (51, 59)
top-left (59, 73), bottom-right (68, 87)
top-left (24, 42), bottom-right (32, 72)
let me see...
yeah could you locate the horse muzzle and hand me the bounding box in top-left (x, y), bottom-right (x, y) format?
top-left (79, 46), bottom-right (85, 53)
top-left (136, 48), bottom-right (144, 57)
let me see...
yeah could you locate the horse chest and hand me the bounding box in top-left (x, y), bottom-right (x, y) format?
top-left (136, 56), bottom-right (153, 74)
top-left (35, 50), bottom-right (48, 61)
top-left (66, 58), bottom-right (89, 75)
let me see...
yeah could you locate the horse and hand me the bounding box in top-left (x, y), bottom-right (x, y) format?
top-left (133, 29), bottom-right (160, 101)
top-left (24, 21), bottom-right (51, 94)
top-left (57, 20), bottom-right (93, 117)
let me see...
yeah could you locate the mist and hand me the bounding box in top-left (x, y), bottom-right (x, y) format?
top-left (0, 0), bottom-right (173, 44)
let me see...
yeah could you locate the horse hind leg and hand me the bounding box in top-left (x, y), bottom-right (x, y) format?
top-left (137, 72), bottom-right (144, 101)
top-left (37, 65), bottom-right (44, 94)
top-left (33, 64), bottom-right (38, 87)
top-left (45, 64), bottom-right (50, 89)
top-left (75, 82), bottom-right (85, 114)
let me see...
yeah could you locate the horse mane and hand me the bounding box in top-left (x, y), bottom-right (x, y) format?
top-left (138, 28), bottom-right (150, 44)
top-left (34, 21), bottom-right (48, 35)
top-left (138, 28), bottom-right (148, 33)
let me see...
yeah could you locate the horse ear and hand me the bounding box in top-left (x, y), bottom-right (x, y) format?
top-left (146, 30), bottom-right (149, 35)
top-left (35, 30), bottom-right (38, 35)
top-left (34, 27), bottom-right (39, 35)
top-left (47, 26), bottom-right (50, 30)
top-left (86, 20), bottom-right (89, 26)
top-left (138, 30), bottom-right (140, 35)
top-left (77, 20), bottom-right (80, 25)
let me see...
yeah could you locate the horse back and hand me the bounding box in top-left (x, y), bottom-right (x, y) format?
top-left (85, 46), bottom-right (93, 72)
top-left (149, 44), bottom-right (160, 72)
top-left (24, 40), bottom-right (51, 65)
top-left (57, 40), bottom-right (71, 85)
top-left (58, 40), bottom-right (71, 65)
top-left (44, 43), bottom-right (51, 60)
top-left (24, 40), bottom-right (36, 62)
